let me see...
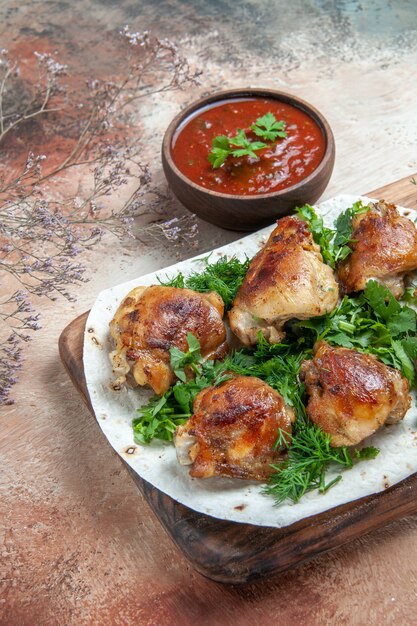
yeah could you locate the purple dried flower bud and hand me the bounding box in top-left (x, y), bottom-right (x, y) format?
top-left (67, 244), bottom-right (81, 257)
top-left (13, 291), bottom-right (28, 304)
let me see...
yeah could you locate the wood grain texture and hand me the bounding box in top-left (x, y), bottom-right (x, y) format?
top-left (161, 88), bottom-right (335, 231)
top-left (59, 173), bottom-right (417, 584)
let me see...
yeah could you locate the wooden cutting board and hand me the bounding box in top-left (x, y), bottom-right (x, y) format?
top-left (59, 173), bottom-right (417, 584)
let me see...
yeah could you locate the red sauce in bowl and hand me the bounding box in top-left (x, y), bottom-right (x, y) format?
top-left (171, 97), bottom-right (326, 196)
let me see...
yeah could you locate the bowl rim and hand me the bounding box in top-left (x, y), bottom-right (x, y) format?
top-left (162, 87), bottom-right (335, 201)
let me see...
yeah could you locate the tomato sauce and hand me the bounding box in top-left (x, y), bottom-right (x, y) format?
top-left (171, 98), bottom-right (326, 196)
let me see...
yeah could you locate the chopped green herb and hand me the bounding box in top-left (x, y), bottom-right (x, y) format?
top-left (296, 203), bottom-right (336, 267)
top-left (158, 254), bottom-right (250, 310)
top-left (333, 200), bottom-right (369, 262)
top-left (133, 205), bottom-right (417, 504)
top-left (254, 338), bottom-right (380, 504)
top-left (208, 129), bottom-right (266, 167)
top-left (251, 112), bottom-right (287, 142)
top-left (354, 446), bottom-right (380, 460)
top-left (133, 330), bottom-right (382, 501)
top-left (403, 278), bottom-right (417, 306)
top-left (295, 280), bottom-right (417, 385)
top-left (296, 200), bottom-right (370, 268)
top-left (132, 393), bottom-right (190, 444)
top-left (132, 337), bottom-right (232, 444)
top-left (264, 423), bottom-right (356, 504)
top-left (229, 128), bottom-right (267, 158)
top-left (169, 333), bottom-right (202, 382)
top-left (208, 112), bottom-right (286, 168)
top-left (207, 135), bottom-right (233, 168)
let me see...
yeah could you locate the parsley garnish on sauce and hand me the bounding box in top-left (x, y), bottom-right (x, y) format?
top-left (208, 112), bottom-right (287, 168)
top-left (251, 112), bottom-right (287, 142)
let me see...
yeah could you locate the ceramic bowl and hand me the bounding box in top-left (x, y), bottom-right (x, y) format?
top-left (161, 88), bottom-right (335, 231)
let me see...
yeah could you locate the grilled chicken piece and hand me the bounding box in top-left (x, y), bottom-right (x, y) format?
top-left (228, 215), bottom-right (339, 346)
top-left (337, 200), bottom-right (417, 298)
top-left (301, 341), bottom-right (411, 447)
top-left (109, 285), bottom-right (227, 395)
top-left (174, 375), bottom-right (295, 480)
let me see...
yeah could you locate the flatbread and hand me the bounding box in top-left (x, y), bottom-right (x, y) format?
top-left (83, 195), bottom-right (417, 527)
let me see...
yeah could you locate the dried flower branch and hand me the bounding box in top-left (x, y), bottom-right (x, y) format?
top-left (0, 48), bottom-right (67, 145)
top-left (0, 29), bottom-right (201, 404)
top-left (0, 333), bottom-right (23, 405)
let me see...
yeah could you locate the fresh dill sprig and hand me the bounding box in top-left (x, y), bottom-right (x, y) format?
top-left (264, 422), bottom-right (379, 504)
top-left (158, 254), bottom-right (250, 310)
top-left (265, 426), bottom-right (351, 504)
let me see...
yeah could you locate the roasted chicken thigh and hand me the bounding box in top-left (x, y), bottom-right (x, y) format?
top-left (174, 375), bottom-right (295, 480)
top-left (228, 215), bottom-right (339, 346)
top-left (337, 200), bottom-right (417, 297)
top-left (109, 285), bottom-right (227, 395)
top-left (301, 341), bottom-right (410, 447)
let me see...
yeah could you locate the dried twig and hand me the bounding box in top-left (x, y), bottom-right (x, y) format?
top-left (0, 29), bottom-right (201, 404)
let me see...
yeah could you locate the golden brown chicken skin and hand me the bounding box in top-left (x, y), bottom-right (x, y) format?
top-left (301, 341), bottom-right (411, 447)
top-left (337, 200), bottom-right (417, 298)
top-left (109, 285), bottom-right (227, 395)
top-left (174, 375), bottom-right (295, 480)
top-left (228, 215), bottom-right (339, 346)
